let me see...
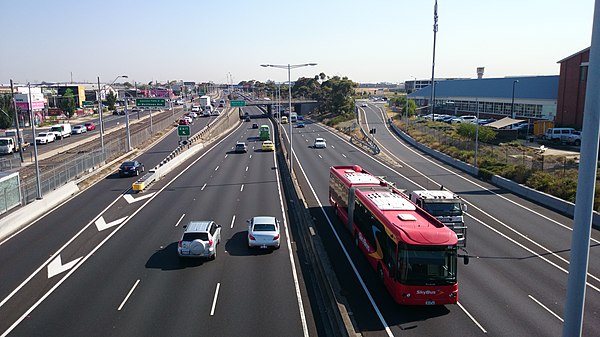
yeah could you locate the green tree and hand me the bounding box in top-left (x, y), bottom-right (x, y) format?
top-left (456, 124), bottom-right (497, 143)
top-left (60, 88), bottom-right (77, 118)
top-left (0, 95), bottom-right (15, 129)
top-left (320, 76), bottom-right (357, 116)
top-left (123, 82), bottom-right (132, 88)
top-left (106, 91), bottom-right (117, 111)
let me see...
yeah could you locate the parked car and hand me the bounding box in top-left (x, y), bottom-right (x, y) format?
top-left (235, 141), bottom-right (248, 153)
top-left (177, 221), bottom-right (222, 260)
top-left (247, 216), bottom-right (280, 249)
top-left (84, 122), bottom-right (96, 131)
top-left (71, 125), bottom-right (87, 134)
top-left (35, 132), bottom-right (56, 144)
top-left (451, 115), bottom-right (478, 124)
top-left (262, 140), bottom-right (275, 151)
top-left (118, 160), bottom-right (144, 177)
top-left (313, 138), bottom-right (327, 148)
top-left (563, 131), bottom-right (582, 146)
top-left (544, 127), bottom-right (577, 142)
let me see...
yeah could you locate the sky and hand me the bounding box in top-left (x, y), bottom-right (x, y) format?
top-left (0, 0), bottom-right (595, 86)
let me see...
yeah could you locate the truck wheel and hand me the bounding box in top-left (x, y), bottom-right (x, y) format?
top-left (575, 139), bottom-right (581, 146)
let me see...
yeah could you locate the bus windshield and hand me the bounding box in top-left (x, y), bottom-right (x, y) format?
top-left (422, 202), bottom-right (462, 217)
top-left (397, 245), bottom-right (457, 285)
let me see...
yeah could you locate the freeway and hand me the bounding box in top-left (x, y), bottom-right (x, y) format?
top-left (275, 104), bottom-right (600, 336)
top-left (0, 106), bottom-right (315, 336)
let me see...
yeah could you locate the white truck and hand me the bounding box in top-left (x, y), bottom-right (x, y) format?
top-left (408, 189), bottom-right (468, 247)
top-left (0, 130), bottom-right (29, 154)
top-left (49, 123), bottom-right (72, 139)
top-left (200, 95), bottom-right (211, 110)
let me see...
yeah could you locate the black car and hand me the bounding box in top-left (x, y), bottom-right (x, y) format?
top-left (118, 161), bottom-right (144, 177)
top-left (252, 123), bottom-right (258, 129)
top-left (244, 116), bottom-right (251, 122)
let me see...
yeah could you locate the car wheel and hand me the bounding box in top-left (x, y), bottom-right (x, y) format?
top-left (574, 139), bottom-right (581, 146)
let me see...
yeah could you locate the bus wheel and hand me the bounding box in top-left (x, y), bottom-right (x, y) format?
top-left (377, 265), bottom-right (384, 282)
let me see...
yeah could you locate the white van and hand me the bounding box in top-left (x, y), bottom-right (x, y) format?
top-left (49, 123), bottom-right (72, 139)
top-left (544, 127), bottom-right (577, 141)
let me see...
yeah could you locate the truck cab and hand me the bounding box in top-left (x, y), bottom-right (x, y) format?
top-left (409, 189), bottom-right (467, 247)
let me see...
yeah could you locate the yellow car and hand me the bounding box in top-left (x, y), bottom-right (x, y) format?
top-left (262, 140), bottom-right (275, 151)
top-left (281, 116), bottom-right (288, 124)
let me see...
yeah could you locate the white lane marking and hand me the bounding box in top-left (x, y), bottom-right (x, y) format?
top-left (529, 295), bottom-right (564, 322)
top-left (230, 215), bottom-right (236, 229)
top-left (201, 183), bottom-right (207, 191)
top-left (308, 227), bottom-right (316, 236)
top-left (118, 280), bottom-right (140, 311)
top-left (318, 154), bottom-right (322, 159)
top-left (249, 154), bottom-right (252, 159)
top-left (224, 154), bottom-right (228, 159)
top-left (123, 192), bottom-right (156, 204)
top-left (342, 154), bottom-right (347, 158)
top-left (271, 129), bottom-right (309, 337)
top-left (331, 145), bottom-right (335, 149)
top-left (293, 149), bottom-right (393, 337)
top-left (175, 214), bottom-right (185, 227)
top-left (210, 283), bottom-right (221, 316)
top-left (47, 255), bottom-right (82, 279)
top-left (214, 166), bottom-right (219, 171)
top-left (246, 166), bottom-right (249, 172)
top-left (240, 184), bottom-right (244, 192)
top-left (0, 123), bottom-right (245, 337)
top-left (457, 301), bottom-right (487, 333)
top-left (95, 216), bottom-right (128, 231)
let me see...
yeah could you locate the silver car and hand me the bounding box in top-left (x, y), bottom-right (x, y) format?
top-left (313, 138), bottom-right (326, 149)
top-left (178, 221), bottom-right (222, 260)
top-left (247, 216), bottom-right (280, 249)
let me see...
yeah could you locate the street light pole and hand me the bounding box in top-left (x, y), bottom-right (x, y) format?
top-left (511, 80), bottom-right (519, 119)
top-left (97, 77), bottom-right (104, 154)
top-left (28, 83), bottom-right (42, 199)
top-left (261, 63), bottom-right (317, 176)
top-left (430, 0), bottom-right (439, 120)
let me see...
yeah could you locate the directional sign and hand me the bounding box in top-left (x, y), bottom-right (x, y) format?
top-left (178, 125), bottom-right (190, 136)
top-left (136, 98), bottom-right (166, 107)
top-left (95, 216), bottom-right (128, 231)
top-left (48, 255), bottom-right (82, 278)
top-left (230, 100), bottom-right (246, 107)
top-left (82, 101), bottom-right (94, 107)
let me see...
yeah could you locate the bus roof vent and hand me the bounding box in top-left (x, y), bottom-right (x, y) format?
top-left (345, 172), bottom-right (381, 185)
top-left (397, 214), bottom-right (417, 221)
top-left (367, 192), bottom-right (416, 211)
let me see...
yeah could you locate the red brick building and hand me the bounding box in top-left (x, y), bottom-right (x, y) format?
top-left (556, 47), bottom-right (589, 129)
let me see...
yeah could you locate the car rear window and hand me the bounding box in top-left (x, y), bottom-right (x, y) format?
top-left (253, 224), bottom-right (276, 231)
top-left (182, 232), bottom-right (208, 241)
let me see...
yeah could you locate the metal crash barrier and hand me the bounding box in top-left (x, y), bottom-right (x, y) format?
top-left (132, 170), bottom-right (157, 191)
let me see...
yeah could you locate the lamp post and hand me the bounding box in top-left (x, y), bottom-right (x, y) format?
top-left (511, 80), bottom-right (519, 119)
top-left (28, 82), bottom-right (42, 199)
top-left (261, 63), bottom-right (317, 176)
top-left (430, 0), bottom-right (439, 120)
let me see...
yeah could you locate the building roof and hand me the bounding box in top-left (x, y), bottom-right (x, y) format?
top-left (408, 76), bottom-right (559, 100)
top-left (485, 117), bottom-right (526, 129)
top-left (557, 47), bottom-right (590, 63)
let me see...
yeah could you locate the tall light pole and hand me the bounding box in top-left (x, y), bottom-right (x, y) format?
top-left (430, 0), bottom-right (439, 120)
top-left (28, 83), bottom-right (42, 199)
top-left (511, 80), bottom-right (519, 119)
top-left (261, 63), bottom-right (317, 176)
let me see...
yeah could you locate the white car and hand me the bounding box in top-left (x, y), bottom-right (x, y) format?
top-left (178, 221), bottom-right (222, 260)
top-left (191, 105), bottom-right (201, 112)
top-left (71, 125), bottom-right (87, 134)
top-left (314, 138), bottom-right (327, 148)
top-left (247, 216), bottom-right (280, 249)
top-left (451, 115), bottom-right (478, 124)
top-left (36, 132), bottom-right (56, 144)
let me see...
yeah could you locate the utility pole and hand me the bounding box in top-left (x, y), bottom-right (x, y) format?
top-left (9, 79), bottom-right (24, 162)
top-left (430, 0), bottom-right (439, 120)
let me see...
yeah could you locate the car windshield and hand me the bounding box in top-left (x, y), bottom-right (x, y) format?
top-left (121, 161), bottom-right (135, 167)
top-left (397, 245), bottom-right (457, 285)
top-left (0, 140), bottom-right (9, 146)
top-left (253, 223), bottom-right (276, 231)
top-left (422, 202), bottom-right (463, 216)
top-left (182, 232), bottom-right (209, 241)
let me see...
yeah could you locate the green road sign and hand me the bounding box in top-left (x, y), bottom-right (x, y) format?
top-left (83, 101), bottom-right (94, 107)
top-left (230, 100), bottom-right (246, 107)
top-left (198, 91), bottom-right (205, 96)
top-left (178, 125), bottom-right (190, 137)
top-left (136, 98), bottom-right (166, 107)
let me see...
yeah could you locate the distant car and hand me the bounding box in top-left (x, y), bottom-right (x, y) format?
top-left (35, 132), bottom-right (56, 144)
top-left (281, 116), bottom-right (288, 124)
top-left (451, 115), bottom-right (478, 124)
top-left (252, 123), bottom-right (259, 129)
top-left (361, 103), bottom-right (368, 107)
top-left (191, 105), bottom-right (200, 112)
top-left (218, 103), bottom-right (224, 108)
top-left (187, 111), bottom-right (198, 119)
top-left (113, 110), bottom-right (126, 116)
top-left (235, 141), bottom-right (248, 153)
top-left (313, 138), bottom-right (326, 149)
top-left (262, 140), bottom-right (275, 151)
top-left (71, 125), bottom-right (87, 134)
top-left (178, 221), bottom-right (222, 260)
top-left (84, 122), bottom-right (96, 131)
top-left (297, 121), bottom-right (305, 128)
top-left (178, 118), bottom-right (190, 125)
top-left (244, 116), bottom-right (251, 122)
top-left (297, 115), bottom-right (304, 121)
top-left (247, 216), bottom-right (280, 249)
top-left (118, 160), bottom-right (144, 177)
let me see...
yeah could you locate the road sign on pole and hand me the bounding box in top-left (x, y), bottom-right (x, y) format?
top-left (230, 100), bottom-right (246, 107)
top-left (177, 125), bottom-right (190, 136)
top-left (136, 98), bottom-right (166, 107)
top-left (83, 101), bottom-right (94, 107)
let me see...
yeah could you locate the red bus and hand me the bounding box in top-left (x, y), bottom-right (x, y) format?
top-left (329, 165), bottom-right (462, 305)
